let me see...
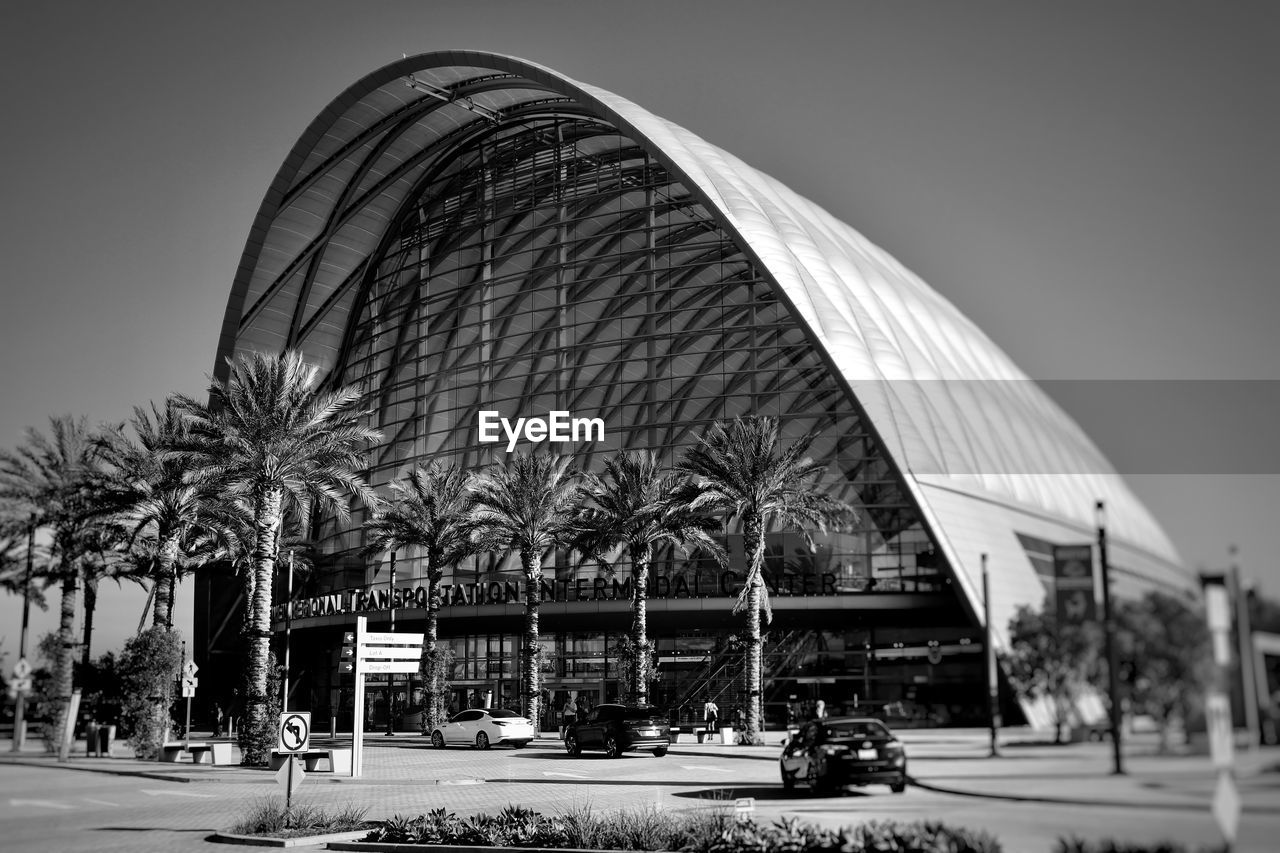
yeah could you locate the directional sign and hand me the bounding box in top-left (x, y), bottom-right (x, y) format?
top-left (343, 632), bottom-right (355, 645)
top-left (360, 660), bottom-right (419, 674)
top-left (1212, 771), bottom-right (1240, 843)
top-left (13, 658), bottom-right (31, 679)
top-left (362, 631), bottom-right (424, 645)
top-left (358, 646), bottom-right (421, 660)
top-left (183, 660), bottom-right (199, 678)
top-left (340, 645), bottom-right (355, 659)
top-left (275, 756), bottom-right (306, 798)
top-left (339, 661), bottom-right (354, 674)
top-left (181, 682), bottom-right (195, 699)
top-left (277, 712), bottom-right (311, 754)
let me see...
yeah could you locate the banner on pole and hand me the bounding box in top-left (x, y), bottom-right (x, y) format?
top-left (1053, 544), bottom-right (1096, 624)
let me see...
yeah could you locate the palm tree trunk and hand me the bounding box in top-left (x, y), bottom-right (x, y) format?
top-left (743, 514), bottom-right (765, 743)
top-left (421, 555), bottom-right (442, 734)
top-left (153, 532), bottom-right (180, 630)
top-left (81, 577), bottom-right (98, 671)
top-left (242, 488), bottom-right (283, 766)
top-left (630, 543), bottom-right (652, 705)
top-left (53, 563), bottom-right (79, 762)
top-left (521, 547), bottom-right (542, 729)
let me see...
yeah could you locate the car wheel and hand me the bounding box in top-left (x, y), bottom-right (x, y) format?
top-left (890, 781), bottom-right (907, 794)
top-left (604, 735), bottom-right (622, 758)
top-left (476, 731), bottom-right (490, 750)
top-left (431, 731), bottom-right (445, 749)
top-left (653, 747), bottom-right (668, 757)
top-left (781, 767), bottom-right (796, 790)
top-left (565, 733), bottom-right (581, 756)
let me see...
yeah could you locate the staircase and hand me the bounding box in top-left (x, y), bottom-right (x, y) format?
top-left (656, 630), bottom-right (820, 727)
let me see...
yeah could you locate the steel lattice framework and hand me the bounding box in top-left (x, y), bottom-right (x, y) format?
top-left (215, 52), bottom-right (1189, 667)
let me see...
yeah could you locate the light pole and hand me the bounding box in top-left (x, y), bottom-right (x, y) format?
top-left (282, 549), bottom-right (293, 712)
top-left (1229, 548), bottom-right (1260, 750)
top-left (982, 552), bottom-right (1000, 757)
top-left (1097, 500), bottom-right (1124, 775)
top-left (385, 550), bottom-right (396, 737)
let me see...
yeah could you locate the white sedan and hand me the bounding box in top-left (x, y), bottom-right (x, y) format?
top-left (430, 708), bottom-right (535, 749)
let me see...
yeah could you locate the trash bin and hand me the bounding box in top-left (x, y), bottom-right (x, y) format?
top-left (98, 724), bottom-right (116, 757)
top-left (719, 726), bottom-right (736, 745)
top-left (85, 722), bottom-right (100, 757)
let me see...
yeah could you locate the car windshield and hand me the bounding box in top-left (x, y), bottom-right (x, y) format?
top-left (620, 706), bottom-right (660, 720)
top-left (487, 709), bottom-right (521, 719)
top-left (825, 721), bottom-right (891, 740)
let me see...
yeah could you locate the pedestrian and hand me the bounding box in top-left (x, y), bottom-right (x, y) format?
top-left (703, 698), bottom-right (719, 733)
top-left (815, 698), bottom-right (826, 719)
top-left (560, 695), bottom-right (577, 739)
top-left (213, 702), bottom-right (225, 738)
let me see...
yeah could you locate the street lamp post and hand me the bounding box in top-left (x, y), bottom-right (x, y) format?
top-left (385, 551), bottom-right (396, 737)
top-left (1097, 500), bottom-right (1124, 775)
top-left (982, 552), bottom-right (1000, 757)
top-left (282, 549), bottom-right (293, 712)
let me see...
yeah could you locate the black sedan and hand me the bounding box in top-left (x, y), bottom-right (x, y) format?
top-left (565, 704), bottom-right (670, 758)
top-left (780, 717), bottom-right (907, 794)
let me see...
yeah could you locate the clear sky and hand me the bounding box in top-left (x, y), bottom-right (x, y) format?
top-left (1, 1), bottom-right (1277, 660)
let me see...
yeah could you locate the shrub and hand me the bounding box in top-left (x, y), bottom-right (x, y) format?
top-left (365, 806), bottom-right (1001, 852)
top-left (230, 797), bottom-right (369, 838)
top-left (118, 627), bottom-right (183, 759)
top-left (1056, 840), bottom-right (1227, 853)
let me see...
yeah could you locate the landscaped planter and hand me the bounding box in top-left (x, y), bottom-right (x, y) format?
top-left (212, 829), bottom-right (370, 848)
top-left (330, 840), bottom-right (675, 845)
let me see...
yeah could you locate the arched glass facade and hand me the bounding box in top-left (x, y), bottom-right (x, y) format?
top-left (196, 52), bottom-right (1187, 733)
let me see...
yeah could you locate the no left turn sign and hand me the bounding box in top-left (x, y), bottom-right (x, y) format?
top-left (277, 712), bottom-right (311, 753)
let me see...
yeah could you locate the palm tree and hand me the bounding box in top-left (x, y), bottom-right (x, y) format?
top-left (0, 415), bottom-right (111, 760)
top-left (676, 416), bottom-right (855, 742)
top-left (362, 462), bottom-right (475, 734)
top-left (573, 451), bottom-right (726, 705)
top-left (98, 401), bottom-right (227, 631)
top-left (172, 350), bottom-right (381, 765)
top-left (467, 454), bottom-right (579, 729)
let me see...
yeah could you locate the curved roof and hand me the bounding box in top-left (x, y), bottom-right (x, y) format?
top-left (219, 51), bottom-right (1187, 622)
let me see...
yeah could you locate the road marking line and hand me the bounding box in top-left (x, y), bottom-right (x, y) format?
top-left (83, 798), bottom-right (120, 807)
top-left (9, 799), bottom-right (74, 810)
top-left (139, 788), bottom-right (216, 798)
top-left (541, 770), bottom-right (589, 778)
top-left (679, 765), bottom-right (732, 772)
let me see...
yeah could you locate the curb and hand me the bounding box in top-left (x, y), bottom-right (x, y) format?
top-left (330, 840), bottom-right (680, 845)
top-left (908, 776), bottom-right (1224, 812)
top-left (0, 757), bottom-right (197, 783)
top-left (211, 830), bottom-right (370, 847)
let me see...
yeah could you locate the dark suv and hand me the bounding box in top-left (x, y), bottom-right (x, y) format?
top-left (565, 704), bottom-right (670, 758)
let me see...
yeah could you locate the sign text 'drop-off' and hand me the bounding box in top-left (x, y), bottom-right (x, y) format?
top-left (362, 632), bottom-right (424, 645)
top-left (360, 661), bottom-right (420, 674)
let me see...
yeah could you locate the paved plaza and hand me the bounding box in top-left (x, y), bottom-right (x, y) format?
top-left (1, 729), bottom-right (1276, 852)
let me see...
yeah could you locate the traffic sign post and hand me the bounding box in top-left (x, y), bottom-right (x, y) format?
top-left (347, 615), bottom-right (423, 778)
top-left (181, 661), bottom-right (198, 745)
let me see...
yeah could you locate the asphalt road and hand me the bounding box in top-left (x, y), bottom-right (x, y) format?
top-left (1, 736), bottom-right (1276, 852)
